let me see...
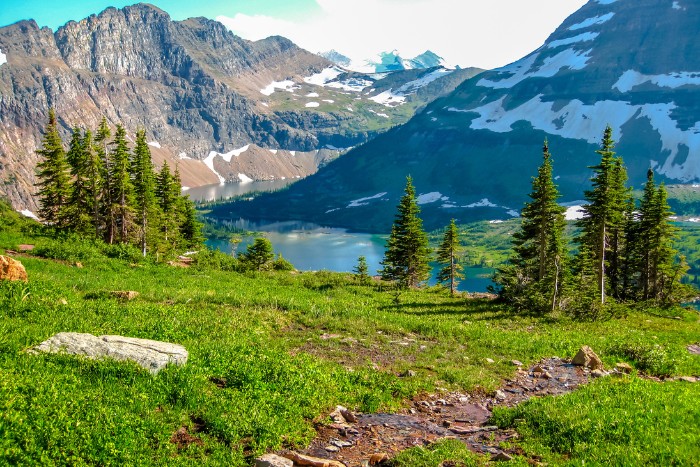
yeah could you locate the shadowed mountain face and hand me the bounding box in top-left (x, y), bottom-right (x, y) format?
top-left (0, 3), bottom-right (477, 212)
top-left (219, 0), bottom-right (700, 232)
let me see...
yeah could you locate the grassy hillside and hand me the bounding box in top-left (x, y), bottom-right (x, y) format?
top-left (1, 206), bottom-right (699, 465)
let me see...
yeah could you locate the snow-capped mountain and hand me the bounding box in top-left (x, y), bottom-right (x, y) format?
top-left (223, 0), bottom-right (700, 232)
top-left (321, 49), bottom-right (452, 73)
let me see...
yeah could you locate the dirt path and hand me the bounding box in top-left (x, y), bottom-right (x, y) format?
top-left (288, 358), bottom-right (596, 466)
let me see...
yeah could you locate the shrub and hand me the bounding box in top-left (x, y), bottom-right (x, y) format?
top-left (272, 254), bottom-right (294, 271)
top-left (607, 342), bottom-right (677, 377)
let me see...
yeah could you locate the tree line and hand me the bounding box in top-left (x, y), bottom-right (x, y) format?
top-left (378, 126), bottom-right (691, 315)
top-left (35, 109), bottom-right (202, 257)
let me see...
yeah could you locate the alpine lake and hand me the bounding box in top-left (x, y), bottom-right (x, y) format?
top-left (189, 180), bottom-right (495, 292)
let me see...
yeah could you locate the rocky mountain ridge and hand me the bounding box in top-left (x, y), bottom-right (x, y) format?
top-left (0, 3), bottom-right (477, 213)
top-left (222, 0), bottom-right (700, 232)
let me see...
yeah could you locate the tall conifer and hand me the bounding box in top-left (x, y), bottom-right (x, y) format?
top-left (436, 219), bottom-right (464, 295)
top-left (132, 130), bottom-right (157, 256)
top-left (35, 109), bottom-right (70, 229)
top-left (109, 125), bottom-right (134, 243)
top-left (380, 176), bottom-right (432, 288)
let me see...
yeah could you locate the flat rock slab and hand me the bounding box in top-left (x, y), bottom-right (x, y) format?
top-left (32, 332), bottom-right (187, 374)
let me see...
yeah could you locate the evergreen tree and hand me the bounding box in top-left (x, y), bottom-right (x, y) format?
top-left (577, 126), bottom-right (628, 304)
top-left (156, 162), bottom-right (180, 249)
top-left (353, 255), bottom-right (371, 285)
top-left (380, 176), bottom-right (432, 288)
top-left (132, 129), bottom-right (157, 256)
top-left (108, 125), bottom-right (135, 244)
top-left (65, 127), bottom-right (96, 235)
top-left (35, 109), bottom-right (70, 229)
top-left (179, 197), bottom-right (204, 249)
top-left (239, 237), bottom-right (274, 271)
top-left (494, 141), bottom-right (567, 312)
top-left (633, 170), bottom-right (681, 302)
top-left (82, 130), bottom-right (103, 237)
top-left (436, 219), bottom-right (464, 295)
top-left (94, 118), bottom-right (114, 243)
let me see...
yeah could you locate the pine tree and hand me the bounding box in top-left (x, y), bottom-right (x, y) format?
top-left (82, 130), bottom-right (103, 237)
top-left (380, 176), bottom-right (432, 288)
top-left (156, 162), bottom-right (180, 249)
top-left (239, 237), bottom-right (274, 271)
top-left (132, 129), bottom-right (157, 256)
top-left (94, 118), bottom-right (114, 243)
top-left (108, 124), bottom-right (134, 244)
top-left (494, 141), bottom-right (567, 312)
top-left (35, 109), bottom-right (71, 229)
top-left (65, 127), bottom-right (95, 234)
top-left (353, 255), bottom-right (371, 285)
top-left (179, 197), bottom-right (204, 249)
top-left (577, 126), bottom-right (628, 305)
top-left (436, 219), bottom-right (464, 295)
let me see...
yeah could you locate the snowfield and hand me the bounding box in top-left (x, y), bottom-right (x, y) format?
top-left (477, 48), bottom-right (593, 89)
top-left (347, 192), bottom-right (388, 208)
top-left (0, 48), bottom-right (6, 67)
top-left (416, 192), bottom-right (448, 205)
top-left (613, 70), bottom-right (700, 93)
top-left (260, 80), bottom-right (298, 96)
top-left (147, 141), bottom-right (161, 149)
top-left (547, 32), bottom-right (599, 49)
top-left (569, 13), bottom-right (615, 30)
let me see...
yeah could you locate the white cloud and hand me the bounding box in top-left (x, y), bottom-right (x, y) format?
top-left (217, 0), bottom-right (588, 70)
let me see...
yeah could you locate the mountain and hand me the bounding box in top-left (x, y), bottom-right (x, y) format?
top-left (0, 4), bottom-right (478, 213)
top-left (322, 49), bottom-right (452, 73)
top-left (217, 0), bottom-right (700, 232)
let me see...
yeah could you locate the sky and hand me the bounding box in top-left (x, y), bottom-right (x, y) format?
top-left (0, 0), bottom-right (590, 70)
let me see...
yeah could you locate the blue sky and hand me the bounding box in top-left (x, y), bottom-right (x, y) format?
top-left (0, 0), bottom-right (589, 70)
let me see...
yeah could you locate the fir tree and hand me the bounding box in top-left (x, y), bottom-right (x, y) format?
top-left (108, 125), bottom-right (134, 244)
top-left (494, 141), bottom-right (567, 311)
top-left (132, 130), bottom-right (157, 256)
top-left (156, 162), bottom-right (179, 248)
top-left (239, 237), bottom-right (274, 271)
top-left (82, 130), bottom-right (103, 237)
top-left (65, 127), bottom-right (97, 235)
top-left (94, 118), bottom-right (114, 243)
top-left (380, 176), bottom-right (432, 288)
top-left (35, 109), bottom-right (70, 229)
top-left (179, 197), bottom-right (204, 249)
top-left (436, 219), bottom-right (464, 295)
top-left (353, 255), bottom-right (371, 285)
top-left (577, 126), bottom-right (628, 304)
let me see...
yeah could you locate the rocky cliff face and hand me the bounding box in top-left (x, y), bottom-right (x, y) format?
top-left (224, 0), bottom-right (700, 232)
top-left (0, 3), bottom-right (473, 213)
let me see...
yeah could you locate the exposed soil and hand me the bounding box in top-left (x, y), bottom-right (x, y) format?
top-left (290, 358), bottom-right (597, 466)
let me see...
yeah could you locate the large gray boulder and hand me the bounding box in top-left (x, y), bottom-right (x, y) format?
top-left (32, 332), bottom-right (188, 374)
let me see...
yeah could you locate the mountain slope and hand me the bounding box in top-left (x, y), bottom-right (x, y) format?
top-left (218, 0), bottom-right (700, 232)
top-left (0, 3), bottom-right (478, 213)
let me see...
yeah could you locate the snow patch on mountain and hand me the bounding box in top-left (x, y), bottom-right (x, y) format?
top-left (0, 48), bottom-right (5, 67)
top-left (369, 90), bottom-right (406, 107)
top-left (306, 102), bottom-right (320, 108)
top-left (613, 70), bottom-right (700, 93)
top-left (306, 92), bottom-right (319, 97)
top-left (548, 32), bottom-right (599, 49)
top-left (203, 152), bottom-right (226, 183)
top-left (395, 68), bottom-right (453, 94)
top-left (147, 141), bottom-right (161, 148)
top-left (347, 192), bottom-right (388, 208)
top-left (416, 192), bottom-right (449, 205)
top-left (260, 80), bottom-right (298, 96)
top-left (569, 12), bottom-right (615, 30)
top-left (565, 205), bottom-right (586, 220)
top-left (303, 67), bottom-right (344, 86)
top-left (238, 173), bottom-right (253, 183)
top-left (20, 209), bottom-right (39, 221)
top-left (464, 198), bottom-right (498, 208)
top-left (466, 94), bottom-right (700, 182)
top-left (595, 0), bottom-right (618, 4)
top-left (178, 152), bottom-right (191, 160)
top-left (477, 49), bottom-right (593, 89)
top-left (673, 1), bottom-right (683, 9)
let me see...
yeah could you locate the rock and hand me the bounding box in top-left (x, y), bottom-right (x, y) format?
top-left (542, 371), bottom-right (553, 379)
top-left (590, 369), bottom-right (606, 378)
top-left (511, 360), bottom-right (523, 366)
top-left (111, 290), bottom-right (139, 300)
top-left (324, 445), bottom-right (339, 452)
top-left (340, 408), bottom-right (357, 423)
top-left (281, 451), bottom-right (346, 467)
top-left (329, 405), bottom-right (349, 424)
top-left (74, 262), bottom-right (83, 268)
top-left (0, 255), bottom-right (28, 282)
top-left (31, 332), bottom-right (187, 374)
top-left (680, 376), bottom-right (697, 383)
top-left (255, 454), bottom-right (293, 467)
top-left (687, 345), bottom-right (700, 356)
top-left (369, 453), bottom-right (389, 465)
top-left (615, 362), bottom-right (633, 374)
top-left (58, 298), bottom-right (68, 306)
top-left (494, 390), bottom-right (507, 401)
top-left (485, 358), bottom-right (495, 364)
top-left (532, 365), bottom-right (545, 373)
top-left (330, 439), bottom-right (352, 448)
top-left (18, 244), bottom-right (34, 252)
top-left (401, 369), bottom-right (416, 377)
top-left (493, 452), bottom-right (513, 462)
top-left (572, 346), bottom-right (604, 370)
